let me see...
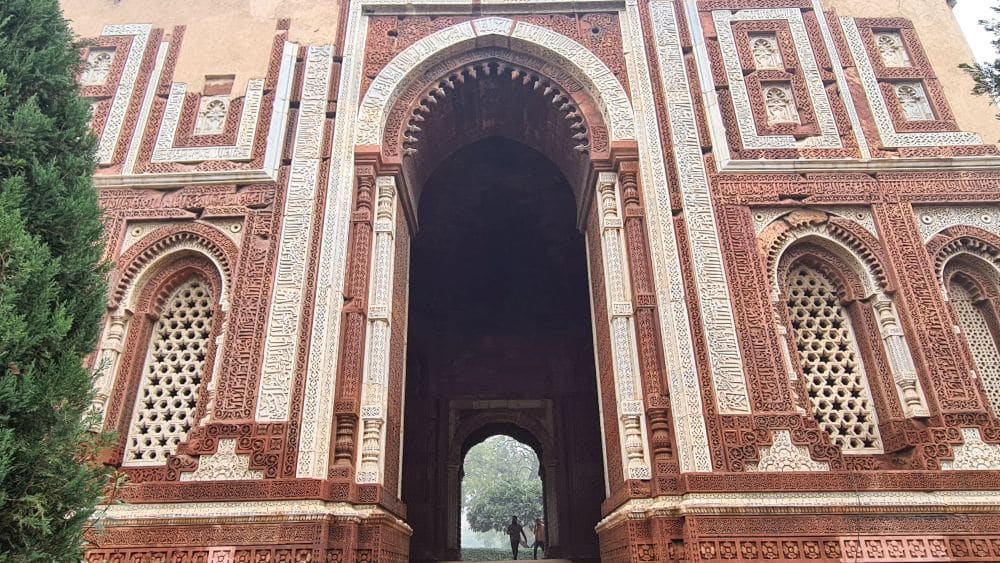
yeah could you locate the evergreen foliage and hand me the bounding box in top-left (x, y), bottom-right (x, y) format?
top-left (0, 0), bottom-right (111, 560)
top-left (960, 5), bottom-right (1000, 112)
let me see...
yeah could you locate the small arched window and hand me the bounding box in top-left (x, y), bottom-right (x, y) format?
top-left (946, 273), bottom-right (1000, 415)
top-left (785, 263), bottom-right (882, 451)
top-left (122, 276), bottom-right (215, 466)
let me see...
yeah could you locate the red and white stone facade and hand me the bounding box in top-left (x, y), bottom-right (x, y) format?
top-left (72, 0), bottom-right (1000, 561)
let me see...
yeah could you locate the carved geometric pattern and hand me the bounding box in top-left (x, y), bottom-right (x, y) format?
top-left (152, 81), bottom-right (262, 163)
top-left (764, 83), bottom-right (799, 124)
top-left (123, 278), bottom-right (214, 466)
top-left (124, 32), bottom-right (297, 184)
top-left (949, 283), bottom-right (1000, 415)
top-left (942, 428), bottom-right (1000, 471)
top-left (90, 25), bottom-right (152, 166)
top-left (841, 17), bottom-right (981, 148)
top-left (785, 265), bottom-right (882, 452)
top-left (82, 48), bottom-right (115, 86)
top-left (876, 31), bottom-right (911, 68)
top-left (895, 82), bottom-right (934, 121)
top-left (745, 430), bottom-right (829, 472)
top-left (179, 439), bottom-right (264, 481)
top-left (194, 97), bottom-right (228, 135)
top-left (712, 8), bottom-right (842, 150)
top-left (750, 33), bottom-right (782, 70)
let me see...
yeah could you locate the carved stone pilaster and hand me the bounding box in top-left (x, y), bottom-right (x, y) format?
top-left (873, 298), bottom-right (930, 418)
top-left (356, 176), bottom-right (398, 485)
top-left (93, 311), bottom-right (133, 423)
top-left (328, 164), bottom-right (378, 479)
top-left (597, 172), bottom-right (651, 481)
top-left (617, 160), bottom-right (676, 473)
top-left (333, 413), bottom-right (358, 471)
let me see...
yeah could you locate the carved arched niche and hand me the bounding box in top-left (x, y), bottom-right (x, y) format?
top-left (93, 225), bottom-right (236, 477)
top-left (761, 210), bottom-right (930, 457)
top-left (103, 253), bottom-right (226, 472)
top-left (929, 226), bottom-right (1000, 418)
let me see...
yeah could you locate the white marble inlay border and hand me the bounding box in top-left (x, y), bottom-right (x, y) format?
top-left (354, 17), bottom-right (635, 145)
top-left (96, 24), bottom-right (151, 165)
top-left (150, 42), bottom-right (296, 167)
top-left (621, 0), bottom-right (714, 471)
top-left (123, 39), bottom-right (168, 173)
top-left (914, 204), bottom-right (1000, 242)
top-left (94, 490), bottom-right (1000, 526)
top-left (152, 80), bottom-right (261, 162)
top-left (654, 1), bottom-right (751, 416)
top-left (256, 46), bottom-right (334, 423)
top-left (713, 8), bottom-right (841, 150)
top-left (297, 4), bottom-right (370, 478)
top-left (841, 17), bottom-right (981, 148)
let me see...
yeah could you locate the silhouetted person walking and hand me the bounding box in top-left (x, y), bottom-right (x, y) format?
top-left (507, 516), bottom-right (528, 559)
top-left (532, 518), bottom-right (546, 559)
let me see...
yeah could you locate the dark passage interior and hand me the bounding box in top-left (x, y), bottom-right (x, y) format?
top-left (402, 137), bottom-right (604, 561)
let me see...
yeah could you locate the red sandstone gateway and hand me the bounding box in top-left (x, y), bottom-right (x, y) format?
top-left (72, 0), bottom-right (1000, 560)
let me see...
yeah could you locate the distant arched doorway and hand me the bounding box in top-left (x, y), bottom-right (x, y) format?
top-left (459, 433), bottom-right (545, 557)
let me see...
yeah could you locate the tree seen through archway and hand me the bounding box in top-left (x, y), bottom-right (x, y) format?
top-left (461, 435), bottom-right (543, 555)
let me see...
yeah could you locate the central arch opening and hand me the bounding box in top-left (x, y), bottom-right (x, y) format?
top-left (461, 434), bottom-right (543, 559)
top-left (401, 137), bottom-right (604, 562)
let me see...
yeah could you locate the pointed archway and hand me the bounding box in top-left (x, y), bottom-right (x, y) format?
top-left (330, 16), bottom-right (672, 563)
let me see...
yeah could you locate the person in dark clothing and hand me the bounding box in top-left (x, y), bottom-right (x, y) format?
top-left (506, 516), bottom-right (528, 559)
top-left (532, 518), bottom-right (546, 559)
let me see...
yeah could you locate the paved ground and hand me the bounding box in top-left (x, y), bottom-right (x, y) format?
top-left (440, 560), bottom-right (572, 562)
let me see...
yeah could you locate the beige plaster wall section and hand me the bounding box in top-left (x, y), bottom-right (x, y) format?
top-left (60, 0), bottom-right (341, 93)
top-left (826, 0), bottom-right (1000, 145)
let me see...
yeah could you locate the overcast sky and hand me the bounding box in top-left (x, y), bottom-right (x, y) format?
top-left (955, 1), bottom-right (998, 63)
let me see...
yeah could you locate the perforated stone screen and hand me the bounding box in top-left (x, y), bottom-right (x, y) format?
top-left (786, 265), bottom-right (881, 452)
top-left (949, 282), bottom-right (1000, 415)
top-left (123, 278), bottom-right (214, 465)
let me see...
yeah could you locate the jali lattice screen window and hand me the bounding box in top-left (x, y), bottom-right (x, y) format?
top-left (123, 278), bottom-right (215, 465)
top-left (785, 265), bottom-right (882, 452)
top-left (948, 281), bottom-right (1000, 415)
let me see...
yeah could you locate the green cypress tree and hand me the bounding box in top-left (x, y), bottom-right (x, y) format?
top-left (0, 0), bottom-right (111, 560)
